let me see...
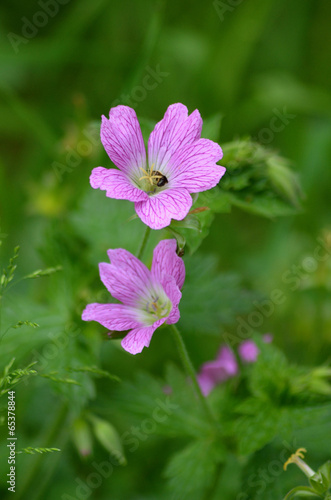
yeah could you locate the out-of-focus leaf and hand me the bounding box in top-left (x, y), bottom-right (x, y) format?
top-left (164, 440), bottom-right (225, 500)
top-left (283, 485), bottom-right (322, 500)
top-left (70, 190), bottom-right (161, 265)
top-left (200, 138), bottom-right (303, 219)
top-left (180, 253), bottom-right (257, 336)
top-left (201, 113), bottom-right (223, 142)
top-left (89, 414), bottom-right (126, 465)
top-left (72, 417), bottom-right (93, 458)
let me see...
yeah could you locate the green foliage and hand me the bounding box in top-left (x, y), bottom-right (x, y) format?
top-left (180, 253), bottom-right (257, 336)
top-left (166, 138), bottom-right (303, 254)
top-left (0, 358), bottom-right (37, 397)
top-left (0, 246), bottom-right (19, 294)
top-left (68, 365), bottom-right (120, 382)
top-left (164, 440), bottom-right (223, 500)
top-left (89, 414), bottom-right (127, 465)
top-left (284, 461), bottom-right (331, 499)
top-left (0, 0), bottom-right (330, 498)
top-left (72, 417), bottom-right (93, 457)
top-left (70, 190), bottom-right (161, 265)
top-left (11, 321), bottom-right (39, 329)
top-left (232, 341), bottom-right (331, 455)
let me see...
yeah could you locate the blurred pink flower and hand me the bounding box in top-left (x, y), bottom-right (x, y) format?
top-left (263, 333), bottom-right (273, 344)
top-left (238, 339), bottom-right (260, 363)
top-left (90, 103), bottom-right (225, 229)
top-left (82, 239), bottom-right (184, 354)
top-left (197, 346), bottom-right (238, 396)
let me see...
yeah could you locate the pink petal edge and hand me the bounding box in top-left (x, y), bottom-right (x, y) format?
top-left (135, 188), bottom-right (193, 230)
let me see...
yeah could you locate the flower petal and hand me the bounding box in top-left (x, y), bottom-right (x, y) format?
top-left (101, 106), bottom-right (146, 177)
top-left (170, 139), bottom-right (225, 193)
top-left (135, 188), bottom-right (192, 230)
top-left (99, 249), bottom-right (152, 306)
top-left (82, 303), bottom-right (141, 330)
top-left (121, 318), bottom-right (166, 354)
top-left (201, 346), bottom-right (238, 383)
top-left (238, 340), bottom-right (260, 363)
top-left (161, 275), bottom-right (182, 325)
top-left (148, 103), bottom-right (202, 172)
top-left (90, 167), bottom-right (147, 202)
top-left (197, 373), bottom-right (215, 397)
top-left (152, 239), bottom-right (185, 289)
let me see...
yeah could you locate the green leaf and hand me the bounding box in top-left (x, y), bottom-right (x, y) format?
top-left (169, 214), bottom-right (201, 232)
top-left (89, 414), bottom-right (126, 465)
top-left (200, 138), bottom-right (303, 219)
top-left (284, 485), bottom-right (323, 499)
top-left (234, 400), bottom-right (281, 455)
top-left (167, 207), bottom-right (215, 254)
top-left (70, 189), bottom-right (161, 265)
top-left (201, 113), bottom-right (223, 142)
top-left (164, 440), bottom-right (224, 500)
top-left (180, 254), bottom-right (257, 336)
top-left (309, 461), bottom-right (331, 495)
top-left (72, 417), bottom-right (93, 458)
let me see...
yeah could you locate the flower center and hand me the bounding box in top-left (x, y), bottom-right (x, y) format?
top-left (145, 294), bottom-right (171, 321)
top-left (138, 163), bottom-right (168, 194)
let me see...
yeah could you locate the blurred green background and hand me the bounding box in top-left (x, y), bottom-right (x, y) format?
top-left (0, 0), bottom-right (331, 498)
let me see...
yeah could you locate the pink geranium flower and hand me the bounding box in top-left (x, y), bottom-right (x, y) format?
top-left (90, 103), bottom-right (225, 229)
top-left (238, 340), bottom-right (260, 363)
top-left (82, 239), bottom-right (184, 354)
top-left (197, 346), bottom-right (238, 396)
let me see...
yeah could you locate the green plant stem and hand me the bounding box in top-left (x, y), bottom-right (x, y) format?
top-left (170, 324), bottom-right (217, 425)
top-left (136, 225), bottom-right (151, 260)
top-left (16, 401), bottom-right (69, 500)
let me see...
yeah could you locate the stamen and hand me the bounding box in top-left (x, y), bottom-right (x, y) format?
top-left (283, 448), bottom-right (307, 471)
top-left (139, 165), bottom-right (164, 185)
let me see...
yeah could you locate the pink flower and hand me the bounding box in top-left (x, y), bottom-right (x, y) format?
top-left (197, 346), bottom-right (238, 396)
top-left (238, 340), bottom-right (260, 363)
top-left (263, 333), bottom-right (273, 344)
top-left (90, 103), bottom-right (225, 230)
top-left (82, 239), bottom-right (184, 355)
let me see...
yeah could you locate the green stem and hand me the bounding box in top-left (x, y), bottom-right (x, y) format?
top-left (170, 324), bottom-right (217, 425)
top-left (16, 401), bottom-right (69, 500)
top-left (136, 225), bottom-right (151, 260)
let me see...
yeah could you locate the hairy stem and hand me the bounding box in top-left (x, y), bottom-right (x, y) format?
top-left (136, 225), bottom-right (151, 260)
top-left (170, 324), bottom-right (217, 425)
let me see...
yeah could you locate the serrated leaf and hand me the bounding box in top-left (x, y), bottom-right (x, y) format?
top-left (180, 254), bottom-right (256, 336)
top-left (234, 401), bottom-right (280, 455)
top-left (164, 440), bottom-right (224, 500)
